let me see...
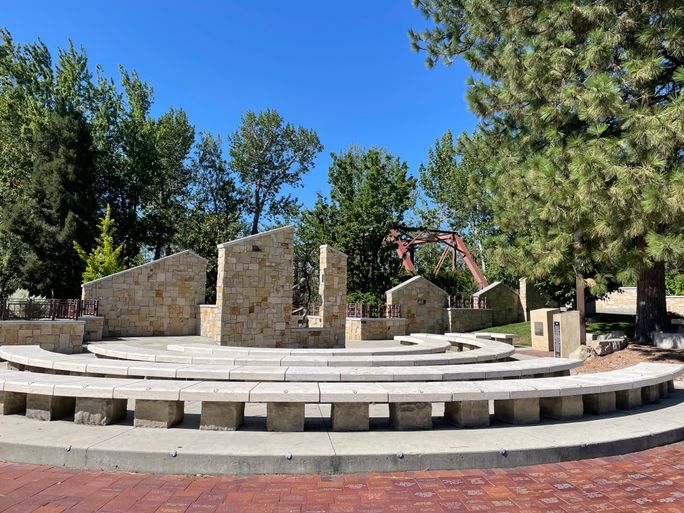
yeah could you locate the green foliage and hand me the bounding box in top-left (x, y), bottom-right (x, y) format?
top-left (411, 1), bottom-right (684, 341)
top-left (298, 146), bottom-right (417, 299)
top-left (666, 268), bottom-right (684, 296)
top-left (5, 109), bottom-right (96, 297)
top-left (347, 291), bottom-right (384, 305)
top-left (74, 204), bottom-right (125, 283)
top-left (228, 109), bottom-right (322, 235)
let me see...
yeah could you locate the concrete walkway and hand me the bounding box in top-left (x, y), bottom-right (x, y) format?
top-left (1, 441), bottom-right (683, 512)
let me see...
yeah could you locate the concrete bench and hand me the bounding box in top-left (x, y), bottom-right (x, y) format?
top-left (0, 363), bottom-right (679, 432)
top-left (85, 337), bottom-right (516, 367)
top-left (0, 345), bottom-right (582, 382)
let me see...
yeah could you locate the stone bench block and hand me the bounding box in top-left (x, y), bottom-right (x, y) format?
top-left (641, 385), bottom-right (660, 404)
top-left (444, 400), bottom-right (489, 427)
top-left (668, 380), bottom-right (675, 393)
top-left (583, 392), bottom-right (616, 414)
top-left (659, 381), bottom-right (669, 398)
top-left (331, 403), bottom-right (369, 431)
top-left (200, 401), bottom-right (245, 431)
top-left (494, 398), bottom-right (540, 424)
top-left (616, 389), bottom-right (642, 410)
top-left (26, 395), bottom-right (75, 421)
top-left (0, 391), bottom-right (26, 415)
top-left (267, 402), bottom-right (305, 432)
top-left (134, 400), bottom-right (184, 428)
top-left (540, 396), bottom-right (583, 420)
top-left (389, 402), bottom-right (432, 430)
top-left (75, 398), bottom-right (127, 425)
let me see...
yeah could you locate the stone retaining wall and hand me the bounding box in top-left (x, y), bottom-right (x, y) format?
top-left (595, 287), bottom-right (684, 316)
top-left (198, 305), bottom-right (218, 341)
top-left (445, 308), bottom-right (493, 333)
top-left (83, 316), bottom-right (104, 342)
top-left (473, 281), bottom-right (523, 325)
top-left (345, 318), bottom-right (408, 341)
top-left (0, 320), bottom-right (84, 353)
top-left (82, 250), bottom-right (207, 337)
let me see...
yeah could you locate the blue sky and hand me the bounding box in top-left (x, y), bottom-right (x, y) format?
top-left (3, 1), bottom-right (478, 208)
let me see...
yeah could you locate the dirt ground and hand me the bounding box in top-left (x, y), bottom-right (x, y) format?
top-left (574, 343), bottom-right (684, 381)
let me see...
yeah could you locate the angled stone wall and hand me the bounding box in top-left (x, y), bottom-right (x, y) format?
top-left (82, 250), bottom-right (207, 337)
top-left (386, 276), bottom-right (448, 334)
top-left (316, 245), bottom-right (347, 347)
top-left (473, 281), bottom-right (523, 326)
top-left (216, 226), bottom-right (294, 347)
top-left (519, 278), bottom-right (559, 321)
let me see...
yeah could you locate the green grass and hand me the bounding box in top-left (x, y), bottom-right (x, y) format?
top-left (474, 313), bottom-right (636, 347)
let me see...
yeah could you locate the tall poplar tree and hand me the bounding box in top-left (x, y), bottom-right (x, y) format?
top-left (411, 1), bottom-right (684, 342)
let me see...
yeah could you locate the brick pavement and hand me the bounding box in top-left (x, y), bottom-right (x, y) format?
top-left (1, 441), bottom-right (683, 512)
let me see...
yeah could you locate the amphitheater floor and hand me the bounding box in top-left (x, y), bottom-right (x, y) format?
top-left (1, 441), bottom-right (683, 512)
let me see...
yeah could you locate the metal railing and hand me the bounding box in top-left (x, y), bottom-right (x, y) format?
top-left (445, 295), bottom-right (487, 309)
top-left (0, 298), bottom-right (99, 321)
top-left (346, 303), bottom-right (402, 319)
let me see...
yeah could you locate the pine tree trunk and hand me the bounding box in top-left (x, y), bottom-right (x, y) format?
top-left (634, 261), bottom-right (667, 344)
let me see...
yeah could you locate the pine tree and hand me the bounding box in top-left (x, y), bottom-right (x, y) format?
top-left (411, 1), bottom-right (684, 342)
top-left (6, 109), bottom-right (97, 297)
top-left (74, 204), bottom-right (125, 283)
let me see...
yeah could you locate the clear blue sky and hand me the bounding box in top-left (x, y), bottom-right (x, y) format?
top-left (3, 1), bottom-right (477, 208)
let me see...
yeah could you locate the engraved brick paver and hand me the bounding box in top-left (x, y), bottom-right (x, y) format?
top-left (1, 442), bottom-right (684, 512)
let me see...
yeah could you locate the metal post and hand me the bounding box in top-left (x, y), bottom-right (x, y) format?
top-left (576, 273), bottom-right (586, 346)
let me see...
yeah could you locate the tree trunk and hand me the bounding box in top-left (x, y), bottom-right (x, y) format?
top-left (634, 261), bottom-right (667, 344)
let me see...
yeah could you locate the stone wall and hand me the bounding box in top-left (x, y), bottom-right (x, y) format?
top-left (82, 250), bottom-right (207, 337)
top-left (312, 245), bottom-right (347, 348)
top-left (445, 308), bottom-right (493, 333)
top-left (473, 281), bottom-right (523, 326)
top-left (83, 316), bottom-right (104, 342)
top-left (386, 276), bottom-right (448, 334)
top-left (0, 320), bottom-right (84, 353)
top-left (198, 305), bottom-right (218, 341)
top-left (216, 226), bottom-right (293, 347)
top-left (595, 286), bottom-right (684, 316)
top-left (519, 278), bottom-right (558, 321)
top-left (345, 318), bottom-right (408, 341)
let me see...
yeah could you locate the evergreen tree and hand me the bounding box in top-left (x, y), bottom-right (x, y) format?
top-left (411, 1), bottom-right (684, 342)
top-left (6, 109), bottom-right (96, 297)
top-left (228, 109), bottom-right (322, 235)
top-left (74, 204), bottom-right (125, 283)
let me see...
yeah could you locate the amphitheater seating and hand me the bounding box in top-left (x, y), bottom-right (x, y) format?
top-left (0, 345), bottom-right (582, 382)
top-left (0, 363), bottom-right (679, 431)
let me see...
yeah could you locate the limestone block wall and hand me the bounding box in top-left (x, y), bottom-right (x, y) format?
top-left (0, 320), bottom-right (84, 353)
top-left (519, 278), bottom-right (558, 321)
top-left (289, 327), bottom-right (326, 348)
top-left (445, 308), bottom-right (493, 333)
top-left (386, 276), bottom-right (448, 334)
top-left (199, 305), bottom-right (218, 341)
top-left (345, 318), bottom-right (408, 341)
top-left (595, 286), bottom-right (684, 316)
top-left (473, 281), bottom-right (523, 326)
top-left (82, 250), bottom-right (207, 337)
top-left (83, 316), bottom-right (104, 341)
top-left (315, 245), bottom-right (347, 348)
top-left (216, 226), bottom-right (293, 347)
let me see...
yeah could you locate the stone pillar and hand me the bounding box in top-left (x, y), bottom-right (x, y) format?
top-left (267, 402), bottom-right (305, 432)
top-left (200, 401), bottom-right (245, 431)
top-left (318, 245), bottom-right (347, 348)
top-left (0, 391), bottom-right (26, 415)
top-left (444, 400), bottom-right (490, 427)
top-left (616, 389), bottom-right (642, 409)
top-left (389, 402), bottom-right (432, 430)
top-left (583, 392), bottom-right (616, 414)
top-left (540, 396), bottom-right (583, 419)
top-left (26, 395), bottom-right (75, 421)
top-left (641, 385), bottom-right (660, 404)
top-left (134, 400), bottom-right (184, 428)
top-left (659, 381), bottom-right (669, 398)
top-left (216, 226), bottom-right (294, 347)
top-left (331, 403), bottom-right (369, 431)
top-left (494, 398), bottom-right (540, 424)
top-left (75, 398), bottom-right (127, 425)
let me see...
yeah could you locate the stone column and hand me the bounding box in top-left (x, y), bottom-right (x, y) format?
top-left (389, 402), bottom-right (432, 430)
top-left (200, 401), bottom-right (245, 431)
top-left (540, 396), bottom-right (583, 419)
top-left (319, 245), bottom-right (348, 348)
top-left (134, 400), bottom-right (184, 428)
top-left (75, 398), bottom-right (127, 425)
top-left (494, 398), bottom-right (540, 424)
top-left (331, 403), bottom-right (369, 431)
top-left (583, 392), bottom-right (616, 414)
top-left (267, 402), bottom-right (305, 431)
top-left (444, 400), bottom-right (490, 427)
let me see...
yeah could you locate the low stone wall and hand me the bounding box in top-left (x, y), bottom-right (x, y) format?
top-left (0, 320), bottom-right (84, 353)
top-left (345, 318), bottom-right (408, 341)
top-left (198, 305), bottom-right (218, 341)
top-left (289, 327), bottom-right (330, 348)
top-left (83, 316), bottom-right (104, 342)
top-left (595, 287), bottom-right (684, 316)
top-left (445, 308), bottom-right (493, 333)
top-left (82, 250), bottom-right (207, 337)
top-left (473, 281), bottom-right (523, 325)
top-left (386, 276), bottom-right (448, 334)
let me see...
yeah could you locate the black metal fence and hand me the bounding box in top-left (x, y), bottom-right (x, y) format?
top-left (346, 303), bottom-right (402, 319)
top-left (0, 298), bottom-right (99, 321)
